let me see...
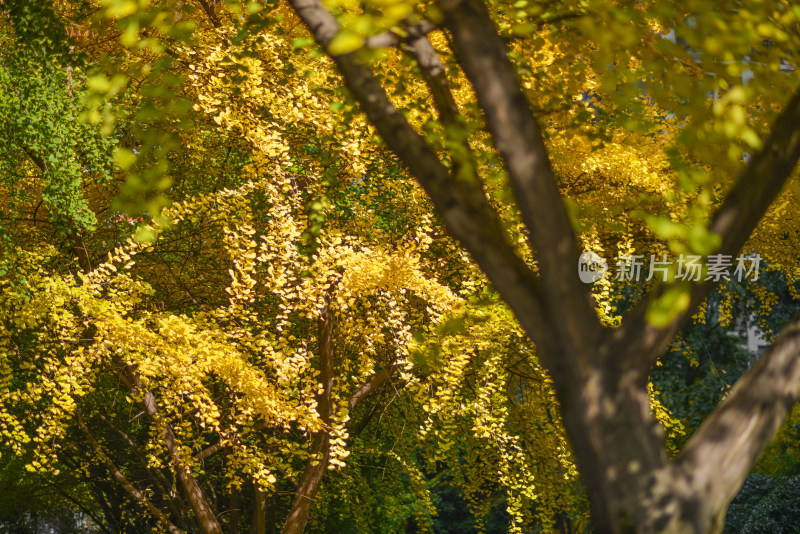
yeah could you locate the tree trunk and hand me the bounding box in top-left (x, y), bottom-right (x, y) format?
top-left (249, 485), bottom-right (267, 534)
top-left (230, 485), bottom-right (241, 534)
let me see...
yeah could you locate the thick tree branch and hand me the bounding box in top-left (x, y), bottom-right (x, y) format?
top-left (440, 0), bottom-right (601, 348)
top-left (280, 302), bottom-right (335, 534)
top-left (71, 230), bottom-right (93, 274)
top-left (405, 34), bottom-right (460, 127)
top-left (251, 484), bottom-right (267, 534)
top-left (348, 396), bottom-right (384, 439)
top-left (140, 390), bottom-right (224, 534)
top-left (195, 0), bottom-right (221, 28)
top-left (364, 20), bottom-right (436, 48)
top-left (113, 360), bottom-right (223, 534)
top-left (579, 90), bottom-right (800, 529)
top-left (229, 485), bottom-right (241, 534)
top-left (640, 311), bottom-right (800, 532)
top-left (194, 422), bottom-right (263, 462)
top-left (347, 362), bottom-right (399, 411)
top-left (710, 91), bottom-right (800, 254)
top-left (195, 440), bottom-right (227, 463)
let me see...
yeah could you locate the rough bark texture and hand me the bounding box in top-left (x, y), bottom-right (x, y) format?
top-left (285, 0), bottom-right (800, 532)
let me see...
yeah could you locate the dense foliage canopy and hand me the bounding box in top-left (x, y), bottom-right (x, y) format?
top-left (1, 1), bottom-right (800, 533)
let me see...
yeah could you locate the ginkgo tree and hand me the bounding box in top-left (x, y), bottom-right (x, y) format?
top-left (3, 0), bottom-right (800, 533)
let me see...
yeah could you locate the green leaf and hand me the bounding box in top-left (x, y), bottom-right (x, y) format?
top-left (134, 226), bottom-right (156, 243)
top-left (104, 0), bottom-right (138, 19)
top-left (688, 226), bottom-right (721, 256)
top-left (741, 128), bottom-right (763, 150)
top-left (113, 147), bottom-right (136, 171)
top-left (328, 30), bottom-right (364, 56)
top-left (293, 37), bottom-right (314, 48)
top-left (646, 283), bottom-right (691, 328)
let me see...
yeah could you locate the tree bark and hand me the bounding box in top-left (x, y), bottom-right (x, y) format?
top-left (229, 483), bottom-right (241, 534)
top-left (113, 363), bottom-right (224, 534)
top-left (249, 483), bottom-right (267, 534)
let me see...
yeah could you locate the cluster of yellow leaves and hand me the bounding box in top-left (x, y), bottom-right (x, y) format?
top-left (0, 118), bottom-right (464, 512)
top-left (184, 22), bottom-right (372, 183)
top-left (406, 301), bottom-right (585, 532)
